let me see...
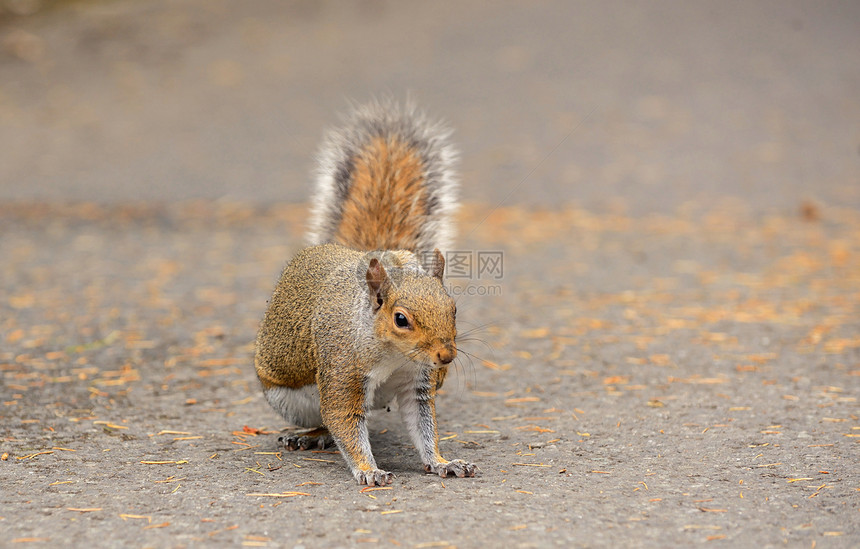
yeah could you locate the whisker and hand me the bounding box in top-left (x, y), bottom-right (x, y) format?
top-left (456, 347), bottom-right (495, 365)
top-left (451, 357), bottom-right (467, 395)
top-left (386, 348), bottom-right (423, 378)
top-left (457, 321), bottom-right (492, 334)
top-left (454, 354), bottom-right (476, 393)
top-left (457, 337), bottom-right (495, 356)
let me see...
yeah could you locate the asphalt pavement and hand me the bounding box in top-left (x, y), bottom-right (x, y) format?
top-left (1, 1), bottom-right (858, 547)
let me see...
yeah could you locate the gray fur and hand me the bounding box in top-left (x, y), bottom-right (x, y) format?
top-left (306, 99), bottom-right (459, 254)
top-left (396, 367), bottom-right (438, 466)
top-left (264, 385), bottom-right (323, 428)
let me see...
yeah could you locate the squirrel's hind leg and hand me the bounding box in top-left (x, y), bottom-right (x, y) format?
top-left (279, 427), bottom-right (333, 451)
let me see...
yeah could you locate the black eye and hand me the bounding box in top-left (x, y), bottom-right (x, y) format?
top-left (394, 312), bottom-right (409, 328)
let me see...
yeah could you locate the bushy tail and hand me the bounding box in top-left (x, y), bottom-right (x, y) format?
top-left (306, 100), bottom-right (458, 254)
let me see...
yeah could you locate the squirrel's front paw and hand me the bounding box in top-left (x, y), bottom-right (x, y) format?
top-left (424, 459), bottom-right (479, 479)
top-left (355, 468), bottom-right (395, 486)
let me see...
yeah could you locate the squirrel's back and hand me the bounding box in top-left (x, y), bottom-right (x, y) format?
top-left (307, 100), bottom-right (458, 254)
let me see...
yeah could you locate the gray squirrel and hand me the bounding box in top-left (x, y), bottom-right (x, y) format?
top-left (254, 101), bottom-right (477, 485)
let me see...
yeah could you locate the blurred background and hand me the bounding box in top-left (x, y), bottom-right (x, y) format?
top-left (1, 0), bottom-right (858, 214)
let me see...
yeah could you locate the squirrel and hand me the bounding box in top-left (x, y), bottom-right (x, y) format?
top-left (254, 100), bottom-right (478, 486)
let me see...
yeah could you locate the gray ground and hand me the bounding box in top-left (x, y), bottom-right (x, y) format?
top-left (1, 1), bottom-right (858, 548)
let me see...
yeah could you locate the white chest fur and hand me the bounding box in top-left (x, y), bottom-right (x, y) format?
top-left (365, 352), bottom-right (424, 411)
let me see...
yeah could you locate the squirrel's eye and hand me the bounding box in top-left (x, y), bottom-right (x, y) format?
top-left (394, 312), bottom-right (410, 328)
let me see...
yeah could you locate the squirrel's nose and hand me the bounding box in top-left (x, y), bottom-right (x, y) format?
top-left (435, 347), bottom-right (456, 365)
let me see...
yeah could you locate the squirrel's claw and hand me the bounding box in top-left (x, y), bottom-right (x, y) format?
top-left (424, 459), bottom-right (479, 479)
top-left (356, 469), bottom-right (395, 486)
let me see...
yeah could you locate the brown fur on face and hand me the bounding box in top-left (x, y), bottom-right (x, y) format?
top-left (334, 137), bottom-right (428, 251)
top-left (372, 273), bottom-right (457, 367)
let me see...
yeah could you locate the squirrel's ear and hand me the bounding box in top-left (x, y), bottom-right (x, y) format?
top-left (430, 249), bottom-right (445, 281)
top-left (366, 258), bottom-right (389, 311)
